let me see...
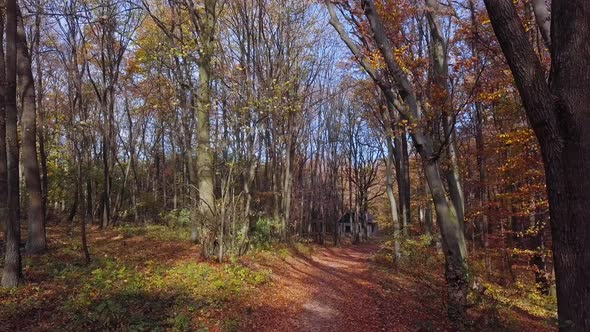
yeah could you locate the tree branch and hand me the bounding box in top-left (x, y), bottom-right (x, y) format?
top-left (483, 0), bottom-right (558, 144)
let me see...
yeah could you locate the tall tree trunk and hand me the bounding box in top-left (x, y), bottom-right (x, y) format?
top-left (423, 179), bottom-right (433, 236)
top-left (0, 4), bottom-right (8, 236)
top-left (2, 0), bottom-right (24, 287)
top-left (33, 4), bottom-right (47, 220)
top-left (445, 129), bottom-right (465, 229)
top-left (529, 211), bottom-right (549, 293)
top-left (328, 0), bottom-right (471, 325)
top-left (426, 0), bottom-right (465, 229)
top-left (394, 130), bottom-right (408, 233)
top-left (101, 133), bottom-right (111, 228)
top-left (17, 7), bottom-right (46, 253)
top-left (475, 103), bottom-right (491, 276)
top-left (194, 0), bottom-right (218, 257)
top-left (401, 127), bottom-right (411, 226)
top-left (281, 131), bottom-right (293, 243)
top-left (384, 105), bottom-right (401, 259)
top-left (419, 136), bottom-right (469, 325)
top-left (386, 136), bottom-right (401, 261)
top-left (75, 138), bottom-right (90, 264)
top-left (484, 0), bottom-right (590, 329)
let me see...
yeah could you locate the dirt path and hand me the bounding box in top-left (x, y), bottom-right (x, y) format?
top-left (240, 242), bottom-right (433, 332)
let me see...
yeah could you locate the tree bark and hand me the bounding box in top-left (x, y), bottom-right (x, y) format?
top-left (33, 2), bottom-right (48, 221)
top-left (2, 0), bottom-right (24, 288)
top-left (191, 0), bottom-right (218, 257)
top-left (394, 127), bottom-right (409, 233)
top-left (385, 129), bottom-right (401, 261)
top-left (329, 0), bottom-right (471, 325)
top-left (401, 129), bottom-right (411, 226)
top-left (426, 0), bottom-right (465, 229)
top-left (484, 0), bottom-right (590, 329)
top-left (531, 0), bottom-right (551, 49)
top-left (475, 103), bottom-right (491, 276)
top-left (17, 7), bottom-right (46, 253)
top-left (0, 4), bottom-right (8, 235)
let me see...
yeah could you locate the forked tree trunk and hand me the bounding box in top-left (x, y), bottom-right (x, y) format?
top-left (426, 0), bottom-right (465, 229)
top-left (362, 0), bottom-right (469, 325)
top-left (328, 1), bottom-right (470, 325)
top-left (417, 133), bottom-right (469, 325)
top-left (484, 0), bottom-right (590, 329)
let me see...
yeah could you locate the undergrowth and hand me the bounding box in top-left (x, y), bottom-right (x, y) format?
top-left (0, 224), bottom-right (276, 331)
top-left (373, 234), bottom-right (557, 331)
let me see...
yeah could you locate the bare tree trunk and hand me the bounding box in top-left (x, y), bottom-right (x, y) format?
top-left (0, 5), bottom-right (8, 236)
top-left (75, 140), bottom-right (90, 264)
top-left (192, 0), bottom-right (218, 257)
top-left (383, 105), bottom-right (401, 259)
top-left (2, 0), bottom-right (24, 287)
top-left (401, 128), bottom-right (411, 226)
top-left (281, 131), bottom-right (293, 243)
top-left (33, 4), bottom-right (47, 221)
top-left (484, 0), bottom-right (590, 329)
top-left (16, 6), bottom-right (46, 253)
top-left (425, 191), bottom-right (433, 235)
top-left (386, 136), bottom-right (401, 261)
top-left (328, 1), bottom-right (471, 324)
top-left (420, 138), bottom-right (469, 324)
top-left (426, 0), bottom-right (465, 230)
top-left (101, 132), bottom-right (111, 228)
top-left (531, 0), bottom-right (551, 49)
top-left (475, 103), bottom-right (491, 276)
top-left (394, 131), bottom-right (408, 233)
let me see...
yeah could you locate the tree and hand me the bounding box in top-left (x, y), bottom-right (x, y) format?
top-left (189, 0), bottom-right (220, 257)
top-left (2, 0), bottom-right (24, 287)
top-left (17, 5), bottom-right (47, 254)
top-left (326, 0), bottom-right (470, 325)
top-left (0, 0), bottom-right (7, 235)
top-left (483, 0), bottom-right (590, 329)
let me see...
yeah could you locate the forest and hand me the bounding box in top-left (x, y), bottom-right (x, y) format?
top-left (1, 0), bottom-right (588, 331)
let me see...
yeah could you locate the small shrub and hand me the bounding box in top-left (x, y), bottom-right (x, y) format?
top-left (168, 312), bottom-right (190, 332)
top-left (162, 209), bottom-right (192, 229)
top-left (250, 217), bottom-right (281, 249)
top-left (399, 234), bottom-right (439, 268)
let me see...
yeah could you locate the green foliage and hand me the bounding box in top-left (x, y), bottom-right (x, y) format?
top-left (375, 234), bottom-right (441, 268)
top-left (399, 235), bottom-right (438, 266)
top-left (63, 260), bottom-right (150, 330)
top-left (162, 209), bottom-right (192, 229)
top-left (116, 224), bottom-right (190, 242)
top-left (118, 224), bottom-right (148, 238)
top-left (55, 234), bottom-right (268, 331)
top-left (292, 242), bottom-right (314, 257)
top-left (250, 217), bottom-right (281, 249)
top-left (167, 312), bottom-right (190, 332)
top-left (480, 280), bottom-right (557, 320)
top-left (165, 261), bottom-right (270, 299)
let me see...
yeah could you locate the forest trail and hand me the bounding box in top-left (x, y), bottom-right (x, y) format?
top-left (239, 241), bottom-right (441, 332)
